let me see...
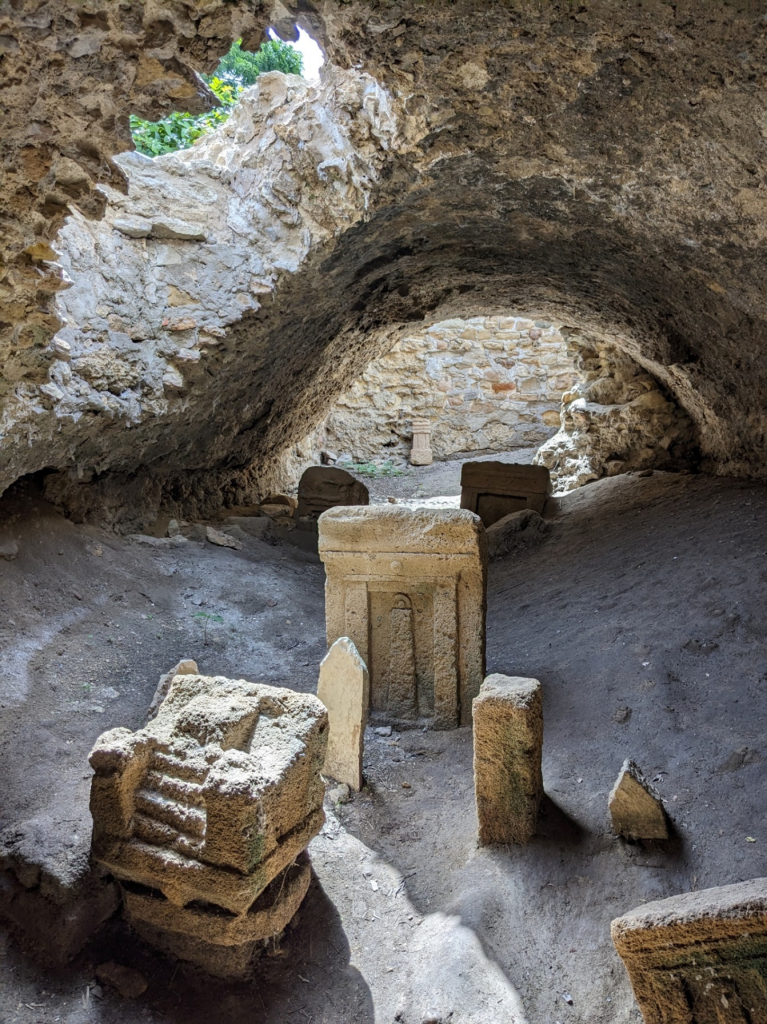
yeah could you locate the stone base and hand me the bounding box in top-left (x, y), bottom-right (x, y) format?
top-left (611, 877), bottom-right (767, 1023)
top-left (123, 854), bottom-right (312, 979)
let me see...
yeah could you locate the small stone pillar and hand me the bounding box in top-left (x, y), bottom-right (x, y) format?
top-left (317, 637), bottom-right (369, 791)
top-left (473, 674), bottom-right (543, 845)
top-left (410, 417), bottom-right (433, 466)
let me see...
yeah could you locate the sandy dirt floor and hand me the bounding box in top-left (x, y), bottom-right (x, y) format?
top-left (0, 469), bottom-right (765, 1023)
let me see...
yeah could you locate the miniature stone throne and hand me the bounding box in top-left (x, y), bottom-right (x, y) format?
top-left (460, 462), bottom-right (552, 527)
top-left (318, 507), bottom-right (487, 729)
top-left (89, 674), bottom-right (328, 977)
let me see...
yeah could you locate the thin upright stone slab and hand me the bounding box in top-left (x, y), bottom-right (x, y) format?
top-left (473, 674), bottom-right (543, 845)
top-left (317, 637), bottom-right (370, 791)
top-left (608, 759), bottom-right (668, 840)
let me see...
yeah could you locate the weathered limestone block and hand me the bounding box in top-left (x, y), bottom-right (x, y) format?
top-left (485, 509), bottom-right (550, 560)
top-left (294, 467), bottom-right (369, 533)
top-left (89, 673), bottom-right (328, 976)
top-left (410, 417), bottom-right (433, 466)
top-left (460, 462), bottom-right (552, 527)
top-left (609, 759), bottom-right (668, 841)
top-left (317, 637), bottom-right (370, 791)
top-left (473, 675), bottom-right (543, 845)
top-left (318, 507), bottom-right (487, 730)
top-left (611, 878), bottom-right (767, 1023)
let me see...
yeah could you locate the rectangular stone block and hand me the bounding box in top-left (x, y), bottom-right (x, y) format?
top-left (460, 462), bottom-right (551, 527)
top-left (473, 674), bottom-right (543, 845)
top-left (318, 507), bottom-right (486, 730)
top-left (611, 878), bottom-right (767, 1023)
top-left (317, 637), bottom-right (369, 791)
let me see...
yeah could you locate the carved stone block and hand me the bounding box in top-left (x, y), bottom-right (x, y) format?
top-left (612, 878), bottom-right (767, 1023)
top-left (89, 674), bottom-right (328, 976)
top-left (318, 507), bottom-right (487, 729)
top-left (460, 462), bottom-right (551, 527)
top-left (294, 466), bottom-right (369, 532)
top-left (410, 417), bottom-right (433, 466)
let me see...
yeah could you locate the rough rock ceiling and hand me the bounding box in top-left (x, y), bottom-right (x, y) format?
top-left (2, 1), bottom-right (767, 521)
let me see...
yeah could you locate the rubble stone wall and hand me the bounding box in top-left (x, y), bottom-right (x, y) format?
top-left (305, 317), bottom-right (577, 464)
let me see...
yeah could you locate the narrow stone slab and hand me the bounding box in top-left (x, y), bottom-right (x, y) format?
top-left (611, 878), bottom-right (767, 1023)
top-left (317, 637), bottom-right (369, 791)
top-left (608, 759), bottom-right (668, 840)
top-left (473, 674), bottom-right (543, 845)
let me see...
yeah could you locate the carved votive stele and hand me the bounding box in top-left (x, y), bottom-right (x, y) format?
top-left (318, 506), bottom-right (486, 730)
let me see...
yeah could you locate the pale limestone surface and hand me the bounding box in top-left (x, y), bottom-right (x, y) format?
top-left (473, 674), bottom-right (543, 846)
top-left (298, 316), bottom-right (577, 467)
top-left (89, 673), bottom-right (327, 976)
top-left (317, 637), bottom-right (369, 791)
top-left (319, 506), bottom-right (486, 729)
top-left (608, 759), bottom-right (668, 841)
top-left (0, 66), bottom-right (423, 517)
top-left (460, 462), bottom-right (551, 526)
top-left (611, 878), bottom-right (767, 1023)
top-left (536, 340), bottom-right (698, 493)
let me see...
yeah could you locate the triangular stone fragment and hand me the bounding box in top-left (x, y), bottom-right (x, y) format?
top-left (608, 759), bottom-right (668, 840)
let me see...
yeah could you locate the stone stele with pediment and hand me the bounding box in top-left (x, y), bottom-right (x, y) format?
top-left (318, 506), bottom-right (487, 730)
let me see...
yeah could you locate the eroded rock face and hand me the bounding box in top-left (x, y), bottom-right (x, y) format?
top-left (1, 67), bottom-right (419, 529)
top-left (536, 340), bottom-right (698, 492)
top-left (4, 2), bottom-right (767, 522)
top-left (0, 1), bottom-right (263, 394)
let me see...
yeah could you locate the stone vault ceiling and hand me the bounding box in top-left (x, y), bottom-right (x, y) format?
top-left (2, 1), bottom-right (767, 521)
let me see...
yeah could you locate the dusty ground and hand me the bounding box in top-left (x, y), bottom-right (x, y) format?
top-left (0, 469), bottom-right (765, 1023)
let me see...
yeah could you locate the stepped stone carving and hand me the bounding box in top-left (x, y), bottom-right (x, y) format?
top-left (294, 467), bottom-right (369, 533)
top-left (460, 462), bottom-right (551, 527)
top-left (612, 878), bottom-right (767, 1023)
top-left (609, 759), bottom-right (668, 840)
top-left (318, 507), bottom-right (486, 729)
top-left (317, 637), bottom-right (369, 791)
top-left (89, 673), bottom-right (328, 977)
top-left (410, 418), bottom-right (433, 466)
top-left (473, 675), bottom-right (543, 845)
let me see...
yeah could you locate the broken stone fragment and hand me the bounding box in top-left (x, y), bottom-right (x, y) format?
top-left (146, 658), bottom-right (198, 721)
top-left (485, 509), bottom-right (550, 560)
top-left (317, 637), bottom-right (370, 792)
top-left (206, 525), bottom-right (242, 550)
top-left (51, 336), bottom-right (72, 360)
top-left (113, 216), bottom-right (152, 239)
top-left (223, 515), bottom-right (271, 540)
top-left (608, 759), bottom-right (668, 840)
top-left (95, 962), bottom-right (147, 998)
top-left (150, 216), bottom-right (206, 241)
top-left (0, 538), bottom-right (19, 561)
